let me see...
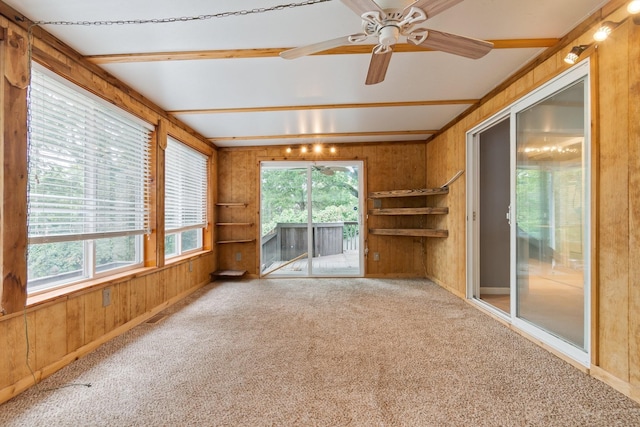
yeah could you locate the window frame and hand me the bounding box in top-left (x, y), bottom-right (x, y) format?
top-left (164, 135), bottom-right (208, 260)
top-left (26, 64), bottom-right (153, 295)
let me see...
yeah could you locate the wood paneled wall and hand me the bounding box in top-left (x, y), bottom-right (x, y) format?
top-left (216, 143), bottom-right (428, 277)
top-left (0, 13), bottom-right (217, 403)
top-left (425, 3), bottom-right (639, 403)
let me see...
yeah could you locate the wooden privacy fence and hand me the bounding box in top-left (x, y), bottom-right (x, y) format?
top-left (261, 222), bottom-right (359, 269)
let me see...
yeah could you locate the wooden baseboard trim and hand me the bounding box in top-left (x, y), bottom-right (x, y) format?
top-left (426, 275), bottom-right (466, 299)
top-left (590, 365), bottom-right (640, 404)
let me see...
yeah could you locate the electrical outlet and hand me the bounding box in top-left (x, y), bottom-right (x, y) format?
top-left (373, 252), bottom-right (380, 261)
top-left (235, 252), bottom-right (242, 261)
top-left (102, 288), bottom-right (111, 307)
top-left (189, 260), bottom-right (193, 272)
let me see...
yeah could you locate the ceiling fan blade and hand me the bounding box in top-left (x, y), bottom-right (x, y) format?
top-left (406, 0), bottom-right (463, 18)
top-left (365, 48), bottom-right (393, 85)
top-left (280, 36), bottom-right (353, 59)
top-left (340, 0), bottom-right (384, 16)
top-left (410, 29), bottom-right (493, 59)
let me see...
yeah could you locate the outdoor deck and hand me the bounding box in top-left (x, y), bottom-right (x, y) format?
top-left (262, 250), bottom-right (361, 276)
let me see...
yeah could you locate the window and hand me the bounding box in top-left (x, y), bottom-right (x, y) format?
top-left (164, 137), bottom-right (207, 258)
top-left (27, 66), bottom-right (152, 294)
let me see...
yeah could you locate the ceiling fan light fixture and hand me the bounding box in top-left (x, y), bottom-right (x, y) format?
top-left (564, 45), bottom-right (589, 65)
top-left (628, 0), bottom-right (640, 14)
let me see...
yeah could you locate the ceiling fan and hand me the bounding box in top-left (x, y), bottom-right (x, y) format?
top-left (280, 0), bottom-right (493, 85)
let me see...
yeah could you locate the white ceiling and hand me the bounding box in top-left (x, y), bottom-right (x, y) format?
top-left (7, 0), bottom-right (609, 147)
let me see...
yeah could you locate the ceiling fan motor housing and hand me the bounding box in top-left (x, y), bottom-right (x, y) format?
top-left (362, 7), bottom-right (428, 48)
top-left (379, 25), bottom-right (400, 46)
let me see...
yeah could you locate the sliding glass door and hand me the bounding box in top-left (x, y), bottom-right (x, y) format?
top-left (468, 60), bottom-right (591, 365)
top-left (513, 75), bottom-right (589, 354)
top-left (260, 161), bottom-right (363, 277)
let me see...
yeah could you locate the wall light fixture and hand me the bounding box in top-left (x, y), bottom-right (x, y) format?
top-left (564, 45), bottom-right (590, 65)
top-left (593, 21), bottom-right (621, 41)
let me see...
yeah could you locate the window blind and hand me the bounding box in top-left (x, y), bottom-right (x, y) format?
top-left (165, 137), bottom-right (207, 233)
top-left (27, 67), bottom-right (152, 244)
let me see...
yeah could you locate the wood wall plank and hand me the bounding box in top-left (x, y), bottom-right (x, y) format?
top-left (597, 26), bottom-right (630, 381)
top-left (0, 319), bottom-right (10, 388)
top-left (0, 27), bottom-right (28, 315)
top-left (145, 272), bottom-right (165, 310)
top-left (165, 264), bottom-right (178, 300)
top-left (129, 276), bottom-right (147, 319)
top-left (426, 128), bottom-right (459, 293)
top-left (627, 20), bottom-right (640, 387)
top-left (116, 282), bottom-right (131, 327)
top-left (105, 282), bottom-right (130, 332)
top-left (66, 296), bottom-right (85, 352)
top-left (175, 263), bottom-right (189, 294)
top-left (205, 150), bottom-right (217, 253)
top-left (84, 290), bottom-right (106, 344)
top-left (34, 302), bottom-right (67, 369)
top-left (532, 53), bottom-right (561, 85)
top-left (5, 313), bottom-right (35, 384)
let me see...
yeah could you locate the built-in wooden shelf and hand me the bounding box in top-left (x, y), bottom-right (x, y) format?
top-left (368, 207), bottom-right (449, 216)
top-left (211, 269), bottom-right (247, 280)
top-left (369, 228), bottom-right (448, 238)
top-left (368, 187), bottom-right (449, 199)
top-left (367, 172), bottom-right (461, 239)
top-left (368, 185), bottom-right (451, 239)
top-left (215, 201), bottom-right (254, 270)
top-left (216, 239), bottom-right (255, 244)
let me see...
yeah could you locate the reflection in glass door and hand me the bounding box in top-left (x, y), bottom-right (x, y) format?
top-left (514, 77), bottom-right (588, 351)
top-left (260, 161), bottom-right (363, 277)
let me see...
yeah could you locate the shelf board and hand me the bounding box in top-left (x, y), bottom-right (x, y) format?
top-left (215, 222), bottom-right (254, 226)
top-left (369, 228), bottom-right (448, 238)
top-left (216, 239), bottom-right (255, 244)
top-left (368, 207), bottom-right (449, 215)
top-left (368, 187), bottom-right (449, 199)
top-left (216, 202), bottom-right (248, 207)
top-left (211, 269), bottom-right (246, 278)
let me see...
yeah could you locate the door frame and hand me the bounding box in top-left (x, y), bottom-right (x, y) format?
top-left (259, 160), bottom-right (365, 278)
top-left (466, 108), bottom-right (511, 313)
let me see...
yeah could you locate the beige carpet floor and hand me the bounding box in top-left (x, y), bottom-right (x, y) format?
top-left (1, 278), bottom-right (639, 426)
